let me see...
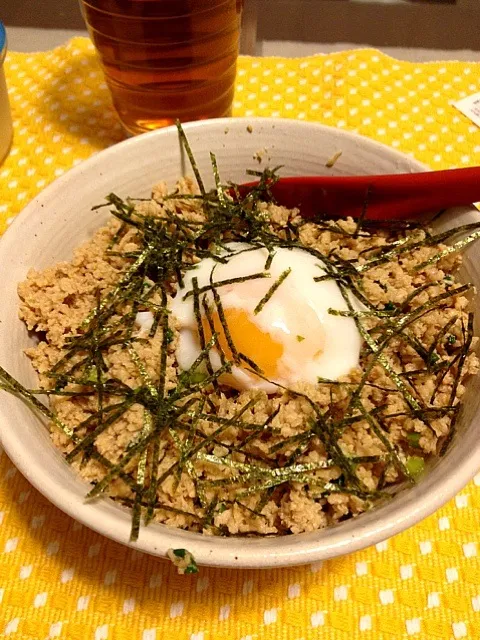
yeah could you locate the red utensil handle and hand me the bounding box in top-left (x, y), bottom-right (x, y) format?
top-left (237, 167), bottom-right (480, 220)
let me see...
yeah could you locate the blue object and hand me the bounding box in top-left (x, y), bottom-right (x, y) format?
top-left (0, 19), bottom-right (12, 165)
top-left (0, 22), bottom-right (5, 61)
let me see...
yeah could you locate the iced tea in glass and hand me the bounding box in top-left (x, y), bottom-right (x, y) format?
top-left (79, 0), bottom-right (243, 134)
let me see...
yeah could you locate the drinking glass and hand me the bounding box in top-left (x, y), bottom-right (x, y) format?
top-left (79, 0), bottom-right (243, 135)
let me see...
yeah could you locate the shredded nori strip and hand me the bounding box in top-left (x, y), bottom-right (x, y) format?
top-left (253, 267), bottom-right (291, 315)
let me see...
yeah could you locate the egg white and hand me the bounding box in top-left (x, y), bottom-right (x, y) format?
top-left (166, 243), bottom-right (363, 394)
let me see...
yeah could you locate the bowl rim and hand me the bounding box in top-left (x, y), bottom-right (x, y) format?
top-left (2, 116), bottom-right (480, 569)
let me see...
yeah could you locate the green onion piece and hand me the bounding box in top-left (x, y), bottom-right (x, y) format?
top-left (189, 371), bottom-right (208, 384)
top-left (296, 335), bottom-right (305, 342)
top-left (184, 563), bottom-right (199, 575)
top-left (406, 456), bottom-right (425, 478)
top-left (84, 368), bottom-right (104, 384)
top-left (407, 433), bottom-right (421, 448)
top-left (167, 548), bottom-right (199, 575)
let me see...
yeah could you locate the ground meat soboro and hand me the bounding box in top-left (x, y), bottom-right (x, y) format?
top-left (17, 178), bottom-right (479, 537)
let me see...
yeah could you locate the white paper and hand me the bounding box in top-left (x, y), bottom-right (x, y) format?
top-left (453, 92), bottom-right (480, 128)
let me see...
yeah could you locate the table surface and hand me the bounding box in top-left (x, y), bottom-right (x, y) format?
top-left (1, 36), bottom-right (480, 640)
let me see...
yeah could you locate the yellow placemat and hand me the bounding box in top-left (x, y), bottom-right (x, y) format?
top-left (1, 37), bottom-right (480, 640)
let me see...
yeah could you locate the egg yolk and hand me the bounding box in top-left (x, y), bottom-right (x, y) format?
top-left (202, 308), bottom-right (284, 378)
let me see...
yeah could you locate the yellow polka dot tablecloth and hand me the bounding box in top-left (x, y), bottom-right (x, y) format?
top-left (1, 37), bottom-right (480, 640)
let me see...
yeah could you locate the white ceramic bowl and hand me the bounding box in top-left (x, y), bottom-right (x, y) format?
top-left (1, 118), bottom-right (480, 569)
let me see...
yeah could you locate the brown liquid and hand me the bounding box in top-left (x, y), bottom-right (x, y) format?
top-left (80, 0), bottom-right (242, 134)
